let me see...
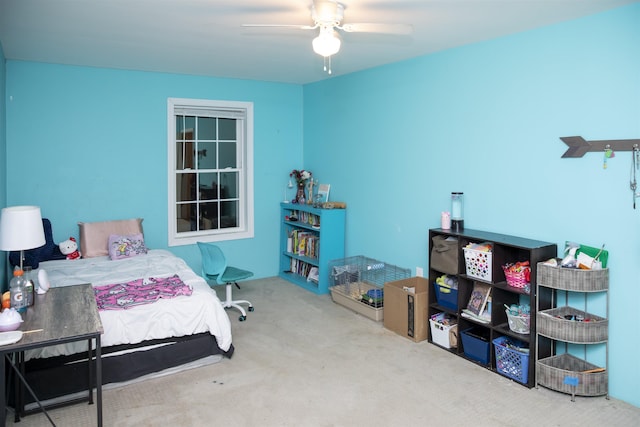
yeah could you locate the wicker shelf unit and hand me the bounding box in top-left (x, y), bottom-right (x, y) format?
top-left (535, 263), bottom-right (609, 400)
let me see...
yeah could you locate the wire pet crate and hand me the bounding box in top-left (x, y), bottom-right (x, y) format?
top-left (329, 256), bottom-right (411, 321)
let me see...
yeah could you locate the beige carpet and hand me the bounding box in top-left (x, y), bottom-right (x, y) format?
top-left (7, 277), bottom-right (640, 427)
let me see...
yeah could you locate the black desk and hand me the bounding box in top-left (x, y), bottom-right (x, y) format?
top-left (0, 284), bottom-right (103, 426)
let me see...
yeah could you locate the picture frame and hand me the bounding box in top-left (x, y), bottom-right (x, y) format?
top-left (317, 184), bottom-right (330, 203)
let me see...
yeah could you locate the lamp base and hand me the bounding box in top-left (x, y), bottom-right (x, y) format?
top-left (451, 219), bottom-right (464, 232)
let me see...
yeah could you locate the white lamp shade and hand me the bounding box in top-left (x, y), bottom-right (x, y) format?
top-left (0, 206), bottom-right (46, 251)
top-left (312, 30), bottom-right (341, 57)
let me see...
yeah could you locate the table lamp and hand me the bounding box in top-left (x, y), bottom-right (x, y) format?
top-left (0, 206), bottom-right (46, 271)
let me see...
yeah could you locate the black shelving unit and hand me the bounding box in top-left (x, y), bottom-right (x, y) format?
top-left (428, 228), bottom-right (557, 388)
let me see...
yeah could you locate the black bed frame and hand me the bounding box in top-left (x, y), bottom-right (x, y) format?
top-left (8, 333), bottom-right (234, 410)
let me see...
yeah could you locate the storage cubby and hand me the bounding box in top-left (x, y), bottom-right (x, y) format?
top-left (279, 202), bottom-right (346, 294)
top-left (535, 263), bottom-right (609, 399)
top-left (428, 228), bottom-right (557, 388)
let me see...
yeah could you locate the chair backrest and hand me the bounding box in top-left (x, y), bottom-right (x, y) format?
top-left (197, 242), bottom-right (227, 285)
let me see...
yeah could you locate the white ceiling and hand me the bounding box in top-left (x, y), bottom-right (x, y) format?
top-left (0, 0), bottom-right (636, 85)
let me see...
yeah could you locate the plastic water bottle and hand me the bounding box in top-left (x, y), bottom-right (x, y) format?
top-left (10, 267), bottom-right (28, 313)
top-left (23, 266), bottom-right (36, 307)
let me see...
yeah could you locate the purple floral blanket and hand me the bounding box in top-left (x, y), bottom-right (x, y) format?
top-left (94, 274), bottom-right (192, 311)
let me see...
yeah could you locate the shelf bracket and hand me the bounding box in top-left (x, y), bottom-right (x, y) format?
top-left (560, 136), bottom-right (640, 158)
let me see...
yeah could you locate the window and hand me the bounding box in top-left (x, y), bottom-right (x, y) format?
top-left (167, 98), bottom-right (254, 246)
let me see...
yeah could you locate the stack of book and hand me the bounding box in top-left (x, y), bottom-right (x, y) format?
top-left (461, 282), bottom-right (491, 323)
top-left (289, 229), bottom-right (320, 259)
top-left (289, 259), bottom-right (318, 282)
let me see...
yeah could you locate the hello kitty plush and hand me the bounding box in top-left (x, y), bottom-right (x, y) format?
top-left (59, 237), bottom-right (81, 260)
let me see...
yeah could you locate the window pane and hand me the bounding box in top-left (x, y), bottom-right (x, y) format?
top-left (176, 203), bottom-right (197, 232)
top-left (221, 171), bottom-right (238, 199)
top-left (197, 141), bottom-right (217, 170)
top-left (218, 118), bottom-right (236, 140)
top-left (176, 116), bottom-right (195, 139)
top-left (176, 173), bottom-right (196, 201)
top-left (219, 141), bottom-right (237, 168)
top-left (176, 142), bottom-right (184, 170)
top-left (220, 201), bottom-right (238, 228)
top-left (175, 116), bottom-right (185, 138)
top-left (198, 172), bottom-right (218, 200)
top-left (176, 141), bottom-right (196, 170)
top-left (198, 117), bottom-right (216, 140)
top-left (201, 202), bottom-right (219, 230)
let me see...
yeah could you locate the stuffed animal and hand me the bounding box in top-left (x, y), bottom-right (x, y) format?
top-left (59, 237), bottom-right (82, 260)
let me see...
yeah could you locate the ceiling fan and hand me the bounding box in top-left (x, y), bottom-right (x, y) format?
top-left (242, 0), bottom-right (413, 74)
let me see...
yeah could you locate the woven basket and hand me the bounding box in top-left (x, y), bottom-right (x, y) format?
top-left (537, 306), bottom-right (607, 343)
top-left (536, 354), bottom-right (608, 397)
top-left (537, 263), bottom-right (609, 292)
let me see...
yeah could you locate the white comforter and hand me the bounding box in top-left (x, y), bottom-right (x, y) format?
top-left (30, 250), bottom-right (232, 358)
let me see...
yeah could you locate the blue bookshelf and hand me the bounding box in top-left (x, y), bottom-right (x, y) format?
top-left (279, 202), bottom-right (345, 294)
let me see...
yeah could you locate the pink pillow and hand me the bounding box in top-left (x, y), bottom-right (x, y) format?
top-left (108, 233), bottom-right (148, 260)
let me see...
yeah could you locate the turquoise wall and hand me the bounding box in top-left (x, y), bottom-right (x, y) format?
top-left (3, 3), bottom-right (639, 408)
top-left (0, 41), bottom-right (6, 289)
top-left (5, 63), bottom-right (303, 277)
top-left (303, 4), bottom-right (639, 406)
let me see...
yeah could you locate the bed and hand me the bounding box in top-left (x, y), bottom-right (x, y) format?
top-left (14, 219), bottom-right (233, 406)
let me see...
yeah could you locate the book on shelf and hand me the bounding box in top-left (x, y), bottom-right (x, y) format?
top-left (290, 258), bottom-right (314, 278)
top-left (289, 229), bottom-right (319, 259)
top-left (461, 292), bottom-right (491, 322)
top-left (461, 308), bottom-right (491, 324)
top-left (291, 210), bottom-right (320, 227)
top-left (467, 282), bottom-right (491, 316)
top-left (307, 267), bottom-right (319, 283)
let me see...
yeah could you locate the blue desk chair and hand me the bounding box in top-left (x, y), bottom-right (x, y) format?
top-left (197, 242), bottom-right (254, 321)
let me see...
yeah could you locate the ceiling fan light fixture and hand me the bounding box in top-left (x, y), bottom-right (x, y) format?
top-left (312, 29), bottom-right (341, 57)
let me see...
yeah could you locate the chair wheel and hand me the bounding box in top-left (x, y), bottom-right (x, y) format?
top-left (239, 315), bottom-right (247, 321)
top-left (248, 306), bottom-right (255, 312)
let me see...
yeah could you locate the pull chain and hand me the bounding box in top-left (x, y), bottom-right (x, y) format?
top-left (322, 56), bottom-right (333, 75)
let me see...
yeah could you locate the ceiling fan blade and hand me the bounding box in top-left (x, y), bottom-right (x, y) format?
top-left (242, 24), bottom-right (316, 30)
top-left (340, 23), bottom-right (413, 35)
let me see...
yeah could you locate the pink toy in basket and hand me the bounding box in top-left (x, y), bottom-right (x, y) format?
top-left (502, 261), bottom-right (530, 289)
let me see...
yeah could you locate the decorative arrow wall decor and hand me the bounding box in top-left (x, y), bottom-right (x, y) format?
top-left (560, 136), bottom-right (640, 158)
top-left (561, 136), bottom-right (640, 209)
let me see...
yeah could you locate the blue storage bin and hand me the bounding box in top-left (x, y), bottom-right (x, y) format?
top-left (433, 282), bottom-right (458, 310)
top-left (461, 328), bottom-right (490, 364)
top-left (493, 336), bottom-right (529, 384)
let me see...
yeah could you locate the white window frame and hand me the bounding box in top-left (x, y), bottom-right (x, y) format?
top-left (167, 98), bottom-right (254, 246)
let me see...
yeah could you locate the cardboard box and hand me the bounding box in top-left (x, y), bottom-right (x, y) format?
top-left (383, 277), bottom-right (430, 342)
